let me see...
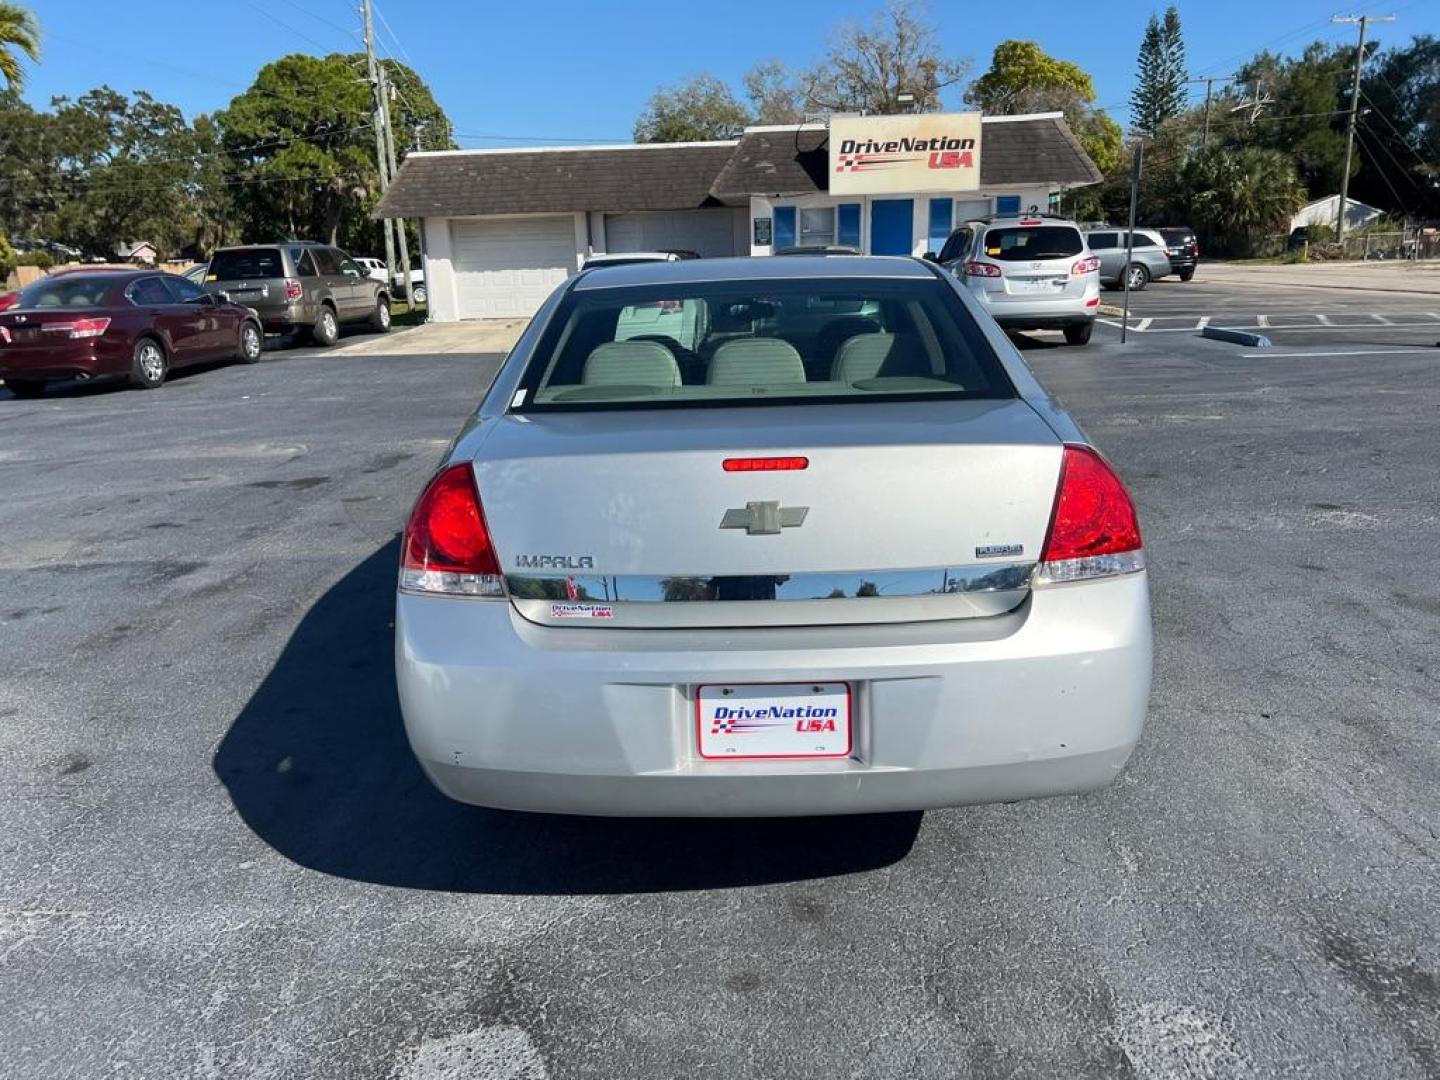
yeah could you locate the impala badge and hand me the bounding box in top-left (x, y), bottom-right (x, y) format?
top-left (975, 543), bottom-right (1024, 559)
top-left (720, 501), bottom-right (808, 536)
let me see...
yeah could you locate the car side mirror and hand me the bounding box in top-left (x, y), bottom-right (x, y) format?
top-left (923, 251), bottom-right (939, 262)
top-left (215, 291), bottom-right (231, 305)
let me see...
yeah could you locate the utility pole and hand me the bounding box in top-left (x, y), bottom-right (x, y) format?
top-left (1187, 76), bottom-right (1233, 147)
top-left (376, 60), bottom-right (412, 302)
top-left (1332, 13), bottom-right (1395, 243)
top-left (1121, 141), bottom-right (1143, 346)
top-left (361, 0), bottom-right (396, 281)
top-left (413, 123), bottom-right (429, 317)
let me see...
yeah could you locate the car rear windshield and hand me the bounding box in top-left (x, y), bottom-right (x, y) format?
top-left (981, 226), bottom-right (1084, 261)
top-left (18, 277), bottom-right (114, 309)
top-left (208, 249), bottom-right (283, 280)
top-left (514, 278), bottom-right (1013, 411)
top-left (1159, 228), bottom-right (1195, 245)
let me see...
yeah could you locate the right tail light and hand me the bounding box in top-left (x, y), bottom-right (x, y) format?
top-left (400, 464), bottom-right (505, 597)
top-left (1035, 445), bottom-right (1144, 585)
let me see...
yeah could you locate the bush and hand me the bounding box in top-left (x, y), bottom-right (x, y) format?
top-left (16, 251), bottom-right (53, 269)
top-left (0, 233), bottom-right (14, 280)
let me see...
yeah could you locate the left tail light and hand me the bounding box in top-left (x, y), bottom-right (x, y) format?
top-left (400, 463), bottom-right (505, 597)
top-left (285, 279), bottom-right (303, 302)
top-left (1071, 255), bottom-right (1101, 275)
top-left (43, 317), bottom-right (111, 339)
top-left (1034, 445), bottom-right (1144, 585)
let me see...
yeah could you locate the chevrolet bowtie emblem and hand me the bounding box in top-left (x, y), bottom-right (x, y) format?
top-left (719, 501), bottom-right (809, 536)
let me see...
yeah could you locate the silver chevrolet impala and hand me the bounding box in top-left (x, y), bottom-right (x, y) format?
top-left (395, 256), bottom-right (1152, 817)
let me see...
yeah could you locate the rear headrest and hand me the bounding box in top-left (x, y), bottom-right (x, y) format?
top-left (582, 340), bottom-right (681, 387)
top-left (830, 333), bottom-right (929, 383)
top-left (707, 338), bottom-right (806, 386)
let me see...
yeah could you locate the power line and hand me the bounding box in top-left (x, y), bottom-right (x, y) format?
top-left (1353, 124), bottom-right (1410, 214)
top-left (241, 0), bottom-right (335, 53)
top-left (373, 2), bottom-right (415, 68)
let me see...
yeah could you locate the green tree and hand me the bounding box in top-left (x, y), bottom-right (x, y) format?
top-left (219, 53), bottom-right (452, 251)
top-left (34, 87), bottom-right (219, 259)
top-left (1223, 43), bottom-right (1350, 198)
top-left (966, 40), bottom-right (1123, 217)
top-left (1355, 34), bottom-right (1440, 217)
top-left (1131, 6), bottom-right (1187, 137)
top-left (1182, 144), bottom-right (1305, 254)
top-left (634, 74), bottom-right (749, 142)
top-left (0, 2), bottom-right (39, 91)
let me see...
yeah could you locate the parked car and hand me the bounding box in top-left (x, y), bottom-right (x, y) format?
top-left (1154, 227), bottom-right (1199, 281)
top-left (935, 215), bottom-right (1100, 345)
top-left (394, 267), bottom-right (426, 304)
top-left (355, 256), bottom-right (389, 286)
top-left (1286, 227), bottom-right (1310, 253)
top-left (0, 290), bottom-right (17, 312)
top-left (202, 242), bottom-right (390, 346)
top-left (1083, 228), bottom-right (1173, 291)
top-left (0, 270), bottom-right (264, 397)
top-left (581, 250), bottom-right (700, 270)
top-left (395, 255), bottom-right (1152, 817)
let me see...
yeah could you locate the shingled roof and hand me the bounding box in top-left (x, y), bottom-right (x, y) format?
top-left (375, 142), bottom-right (738, 218)
top-left (711, 114), bottom-right (1102, 197)
top-left (375, 114), bottom-right (1101, 219)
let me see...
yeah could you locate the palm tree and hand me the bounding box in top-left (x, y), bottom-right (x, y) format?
top-left (0, 3), bottom-right (40, 91)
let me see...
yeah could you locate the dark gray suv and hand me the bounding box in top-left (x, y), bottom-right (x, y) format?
top-left (203, 242), bottom-right (391, 346)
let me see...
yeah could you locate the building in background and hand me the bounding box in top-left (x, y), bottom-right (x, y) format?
top-left (375, 112), bottom-right (1102, 322)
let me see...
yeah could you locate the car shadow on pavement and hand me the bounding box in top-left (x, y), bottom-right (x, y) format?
top-left (214, 541), bottom-right (922, 895)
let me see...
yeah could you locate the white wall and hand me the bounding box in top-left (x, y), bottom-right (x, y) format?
top-left (421, 216), bottom-right (458, 323)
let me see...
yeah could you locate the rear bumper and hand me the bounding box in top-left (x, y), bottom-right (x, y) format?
top-left (969, 283), bottom-right (1100, 329)
top-left (396, 571), bottom-right (1153, 817)
top-left (0, 338), bottom-right (127, 381)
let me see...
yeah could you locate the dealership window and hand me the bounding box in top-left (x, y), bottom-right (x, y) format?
top-left (995, 195), bottom-right (1021, 216)
top-left (927, 198), bottom-right (953, 253)
top-left (799, 207), bottom-right (835, 246)
top-left (837, 203), bottom-right (861, 247)
top-left (773, 206), bottom-right (797, 249)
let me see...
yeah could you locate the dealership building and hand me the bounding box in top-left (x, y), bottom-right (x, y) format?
top-left (375, 111), bottom-right (1102, 322)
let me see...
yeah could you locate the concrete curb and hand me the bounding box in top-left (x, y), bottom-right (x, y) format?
top-left (1202, 326), bottom-right (1272, 347)
top-left (1097, 303), bottom-right (1125, 317)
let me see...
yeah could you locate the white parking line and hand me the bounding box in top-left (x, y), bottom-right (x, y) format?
top-left (1317, 314), bottom-right (1333, 325)
top-left (1135, 318), bottom-right (1152, 332)
top-left (1098, 318), bottom-right (1440, 334)
top-left (1238, 347), bottom-right (1439, 358)
top-left (1197, 315), bottom-right (1211, 330)
top-left (1372, 314), bottom-right (1393, 324)
top-left (1256, 314), bottom-right (1270, 327)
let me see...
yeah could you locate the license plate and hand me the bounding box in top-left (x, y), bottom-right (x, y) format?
top-left (696, 682), bottom-right (852, 760)
top-left (1012, 278), bottom-right (1062, 293)
top-left (11, 327), bottom-right (39, 342)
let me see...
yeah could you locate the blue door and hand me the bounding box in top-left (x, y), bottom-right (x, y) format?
top-left (870, 199), bottom-right (914, 255)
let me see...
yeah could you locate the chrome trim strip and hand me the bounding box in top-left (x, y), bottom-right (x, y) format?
top-left (504, 562), bottom-right (1034, 603)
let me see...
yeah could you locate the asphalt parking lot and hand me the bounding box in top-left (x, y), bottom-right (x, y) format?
top-left (2, 296), bottom-right (1438, 1078)
top-left (1095, 274), bottom-right (1440, 353)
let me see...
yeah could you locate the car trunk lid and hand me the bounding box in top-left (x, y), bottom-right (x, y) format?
top-left (473, 399), bottom-right (1062, 628)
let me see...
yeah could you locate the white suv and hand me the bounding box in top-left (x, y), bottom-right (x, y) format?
top-left (936, 216), bottom-right (1100, 345)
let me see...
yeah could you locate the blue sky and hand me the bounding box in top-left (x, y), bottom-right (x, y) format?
top-left (19, 0), bottom-right (1436, 143)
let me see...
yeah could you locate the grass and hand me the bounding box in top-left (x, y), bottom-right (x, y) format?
top-left (390, 299), bottom-right (427, 327)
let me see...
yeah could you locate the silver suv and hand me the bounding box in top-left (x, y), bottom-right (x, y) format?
top-left (1083, 228), bottom-right (1173, 291)
top-left (203, 242), bottom-right (391, 347)
top-left (936, 215), bottom-right (1100, 345)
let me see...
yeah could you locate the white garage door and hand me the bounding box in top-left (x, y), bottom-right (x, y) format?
top-left (603, 210), bottom-right (738, 258)
top-left (451, 216), bottom-right (574, 319)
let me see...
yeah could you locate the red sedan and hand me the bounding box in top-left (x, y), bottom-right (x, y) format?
top-left (0, 270), bottom-right (264, 398)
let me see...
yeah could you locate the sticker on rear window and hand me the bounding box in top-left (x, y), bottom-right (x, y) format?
top-left (986, 247), bottom-right (1001, 255)
top-left (550, 602), bottom-right (614, 620)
